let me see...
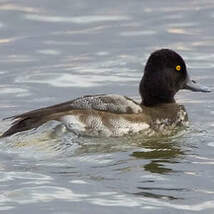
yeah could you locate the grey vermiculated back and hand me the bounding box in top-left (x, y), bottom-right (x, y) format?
top-left (69, 94), bottom-right (142, 114)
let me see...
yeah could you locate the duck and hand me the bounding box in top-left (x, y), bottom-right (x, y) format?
top-left (1, 49), bottom-right (210, 138)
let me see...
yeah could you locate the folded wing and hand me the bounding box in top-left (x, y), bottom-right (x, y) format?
top-left (2, 94), bottom-right (142, 137)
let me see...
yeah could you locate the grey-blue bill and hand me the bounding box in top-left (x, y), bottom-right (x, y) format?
top-left (184, 78), bottom-right (211, 93)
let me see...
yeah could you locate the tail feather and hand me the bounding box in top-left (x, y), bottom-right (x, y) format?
top-left (1, 101), bottom-right (75, 138)
top-left (1, 116), bottom-right (49, 138)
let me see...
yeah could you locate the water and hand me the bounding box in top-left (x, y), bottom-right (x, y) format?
top-left (0, 0), bottom-right (214, 213)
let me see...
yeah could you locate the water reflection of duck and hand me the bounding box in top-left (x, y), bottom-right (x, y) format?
top-left (131, 136), bottom-right (186, 200)
top-left (1, 49), bottom-right (210, 138)
top-left (131, 136), bottom-right (185, 174)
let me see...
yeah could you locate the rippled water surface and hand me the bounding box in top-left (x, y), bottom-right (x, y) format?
top-left (0, 0), bottom-right (214, 213)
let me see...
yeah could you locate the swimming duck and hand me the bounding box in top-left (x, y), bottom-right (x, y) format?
top-left (1, 49), bottom-right (210, 137)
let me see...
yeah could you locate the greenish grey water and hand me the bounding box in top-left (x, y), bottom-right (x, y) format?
top-left (0, 0), bottom-right (214, 213)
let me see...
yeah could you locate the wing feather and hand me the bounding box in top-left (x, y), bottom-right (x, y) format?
top-left (1, 94), bottom-right (142, 137)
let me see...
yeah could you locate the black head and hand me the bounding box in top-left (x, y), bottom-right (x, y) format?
top-left (139, 49), bottom-right (210, 106)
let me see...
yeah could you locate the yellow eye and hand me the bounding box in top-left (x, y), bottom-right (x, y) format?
top-left (176, 65), bottom-right (181, 71)
top-left (175, 65), bottom-right (181, 71)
